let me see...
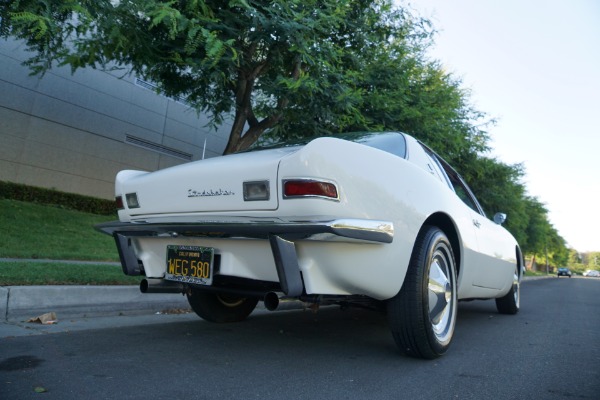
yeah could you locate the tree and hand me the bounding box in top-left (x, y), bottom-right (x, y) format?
top-left (1, 0), bottom-right (429, 154)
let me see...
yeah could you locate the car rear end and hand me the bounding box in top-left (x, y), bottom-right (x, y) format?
top-left (97, 135), bottom-right (414, 303)
top-left (557, 268), bottom-right (572, 277)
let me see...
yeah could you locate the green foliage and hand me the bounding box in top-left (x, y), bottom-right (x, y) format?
top-left (0, 181), bottom-right (117, 215)
top-left (570, 250), bottom-right (600, 268)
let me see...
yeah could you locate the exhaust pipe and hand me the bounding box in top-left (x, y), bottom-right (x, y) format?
top-left (264, 292), bottom-right (311, 311)
top-left (140, 278), bottom-right (185, 294)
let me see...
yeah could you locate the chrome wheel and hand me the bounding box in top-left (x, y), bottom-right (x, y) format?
top-left (512, 265), bottom-right (520, 308)
top-left (428, 244), bottom-right (456, 344)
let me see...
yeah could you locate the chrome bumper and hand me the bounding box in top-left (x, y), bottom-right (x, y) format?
top-left (95, 218), bottom-right (394, 243)
top-left (95, 218), bottom-right (393, 297)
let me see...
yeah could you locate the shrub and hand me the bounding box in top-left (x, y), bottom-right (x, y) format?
top-left (0, 181), bottom-right (116, 215)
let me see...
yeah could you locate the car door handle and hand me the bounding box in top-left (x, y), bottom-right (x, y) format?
top-left (473, 219), bottom-right (481, 228)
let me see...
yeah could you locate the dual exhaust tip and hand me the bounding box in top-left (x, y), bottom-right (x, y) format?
top-left (140, 279), bottom-right (307, 312)
top-left (263, 291), bottom-right (308, 311)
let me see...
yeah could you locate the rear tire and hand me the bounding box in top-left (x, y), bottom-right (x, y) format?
top-left (187, 288), bottom-right (258, 323)
top-left (496, 264), bottom-right (520, 314)
top-left (387, 226), bottom-right (457, 359)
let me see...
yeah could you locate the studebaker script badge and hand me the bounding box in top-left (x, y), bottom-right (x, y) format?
top-left (188, 188), bottom-right (235, 198)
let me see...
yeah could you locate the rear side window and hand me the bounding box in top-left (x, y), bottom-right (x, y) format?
top-left (419, 141), bottom-right (486, 216)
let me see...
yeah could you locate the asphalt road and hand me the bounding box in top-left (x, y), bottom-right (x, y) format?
top-left (1, 277), bottom-right (599, 400)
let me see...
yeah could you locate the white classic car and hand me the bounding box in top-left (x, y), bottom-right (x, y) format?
top-left (96, 131), bottom-right (522, 359)
top-left (583, 270), bottom-right (600, 277)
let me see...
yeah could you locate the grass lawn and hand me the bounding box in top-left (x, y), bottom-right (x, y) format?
top-left (0, 199), bottom-right (119, 261)
top-left (0, 199), bottom-right (132, 285)
top-left (0, 261), bottom-right (142, 286)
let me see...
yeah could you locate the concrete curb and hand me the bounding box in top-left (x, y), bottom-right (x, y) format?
top-left (0, 275), bottom-right (555, 322)
top-left (1, 285), bottom-right (190, 322)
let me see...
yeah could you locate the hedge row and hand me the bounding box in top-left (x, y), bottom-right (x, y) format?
top-left (0, 181), bottom-right (117, 215)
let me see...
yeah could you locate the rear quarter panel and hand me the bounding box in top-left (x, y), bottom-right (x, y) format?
top-left (276, 137), bottom-right (479, 300)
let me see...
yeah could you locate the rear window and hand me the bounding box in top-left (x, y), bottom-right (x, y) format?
top-left (353, 132), bottom-right (407, 159)
top-left (248, 131), bottom-right (407, 159)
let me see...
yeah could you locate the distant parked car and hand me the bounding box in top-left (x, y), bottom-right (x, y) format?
top-left (557, 268), bottom-right (572, 277)
top-left (583, 270), bottom-right (600, 277)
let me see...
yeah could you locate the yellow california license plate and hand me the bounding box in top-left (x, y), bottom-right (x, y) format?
top-left (165, 245), bottom-right (214, 285)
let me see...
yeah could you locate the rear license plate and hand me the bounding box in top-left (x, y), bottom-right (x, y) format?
top-left (165, 245), bottom-right (214, 285)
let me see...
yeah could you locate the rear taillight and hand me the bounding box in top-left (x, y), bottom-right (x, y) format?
top-left (283, 179), bottom-right (338, 200)
top-left (115, 196), bottom-right (124, 210)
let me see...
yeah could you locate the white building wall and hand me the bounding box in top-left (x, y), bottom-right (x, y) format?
top-left (0, 38), bottom-right (232, 199)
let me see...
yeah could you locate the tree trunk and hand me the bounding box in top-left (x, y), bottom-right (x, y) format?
top-left (222, 58), bottom-right (300, 154)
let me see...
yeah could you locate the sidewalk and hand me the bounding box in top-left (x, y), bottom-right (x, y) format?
top-left (0, 257), bottom-right (190, 321)
top-left (0, 285), bottom-right (190, 322)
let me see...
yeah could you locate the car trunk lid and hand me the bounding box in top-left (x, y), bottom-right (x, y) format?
top-left (116, 147), bottom-right (298, 219)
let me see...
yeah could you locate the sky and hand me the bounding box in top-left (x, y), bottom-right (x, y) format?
top-left (405, 0), bottom-right (600, 252)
